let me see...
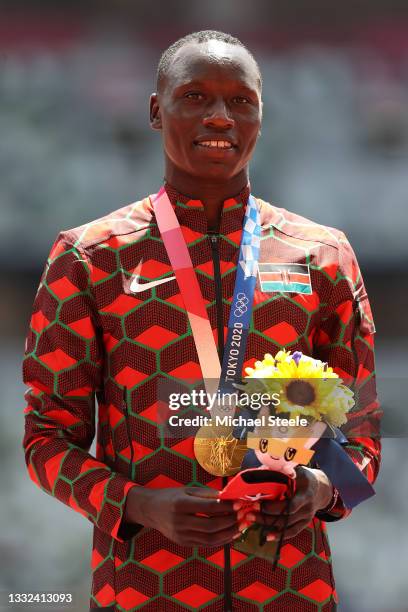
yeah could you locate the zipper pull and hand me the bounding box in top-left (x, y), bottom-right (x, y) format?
top-left (208, 234), bottom-right (220, 254)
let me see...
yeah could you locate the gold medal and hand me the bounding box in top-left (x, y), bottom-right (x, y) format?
top-left (194, 424), bottom-right (247, 476)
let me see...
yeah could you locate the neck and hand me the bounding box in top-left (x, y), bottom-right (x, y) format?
top-left (164, 163), bottom-right (249, 232)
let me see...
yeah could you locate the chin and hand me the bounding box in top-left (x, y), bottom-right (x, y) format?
top-left (191, 163), bottom-right (236, 181)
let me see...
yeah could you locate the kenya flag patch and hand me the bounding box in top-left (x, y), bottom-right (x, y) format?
top-left (258, 263), bottom-right (312, 294)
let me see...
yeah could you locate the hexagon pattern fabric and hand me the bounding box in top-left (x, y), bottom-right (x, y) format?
top-left (23, 184), bottom-right (381, 611)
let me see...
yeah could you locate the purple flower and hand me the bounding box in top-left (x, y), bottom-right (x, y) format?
top-left (292, 351), bottom-right (303, 365)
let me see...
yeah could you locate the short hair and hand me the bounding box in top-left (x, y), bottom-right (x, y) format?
top-left (156, 30), bottom-right (262, 92)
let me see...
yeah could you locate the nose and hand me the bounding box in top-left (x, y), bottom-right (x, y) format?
top-left (203, 98), bottom-right (235, 129)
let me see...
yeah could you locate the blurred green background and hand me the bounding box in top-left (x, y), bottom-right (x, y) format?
top-left (1, 1), bottom-right (407, 610)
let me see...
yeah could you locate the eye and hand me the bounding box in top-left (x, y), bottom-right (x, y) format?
top-left (184, 92), bottom-right (204, 100)
top-left (259, 439), bottom-right (268, 453)
top-left (233, 96), bottom-right (250, 104)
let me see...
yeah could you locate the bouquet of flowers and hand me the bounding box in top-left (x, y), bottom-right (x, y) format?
top-left (244, 349), bottom-right (354, 427)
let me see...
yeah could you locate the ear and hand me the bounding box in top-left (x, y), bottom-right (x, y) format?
top-left (150, 93), bottom-right (162, 130)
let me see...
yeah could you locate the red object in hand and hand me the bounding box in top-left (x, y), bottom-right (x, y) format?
top-left (219, 468), bottom-right (296, 531)
top-left (218, 468), bottom-right (296, 502)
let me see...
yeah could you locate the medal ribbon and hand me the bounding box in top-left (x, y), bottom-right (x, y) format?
top-left (313, 427), bottom-right (375, 509)
top-left (152, 186), bottom-right (260, 408)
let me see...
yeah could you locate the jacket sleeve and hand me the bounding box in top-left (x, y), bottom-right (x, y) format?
top-left (313, 232), bottom-right (382, 521)
top-left (22, 231), bottom-right (141, 542)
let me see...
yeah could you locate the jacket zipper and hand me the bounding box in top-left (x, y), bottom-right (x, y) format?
top-left (209, 234), bottom-right (225, 354)
top-left (122, 386), bottom-right (134, 480)
top-left (209, 233), bottom-right (232, 612)
top-left (108, 385), bottom-right (133, 607)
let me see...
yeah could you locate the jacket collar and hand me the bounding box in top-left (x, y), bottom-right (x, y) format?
top-left (163, 181), bottom-right (250, 235)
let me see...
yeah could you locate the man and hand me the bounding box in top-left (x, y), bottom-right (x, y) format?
top-left (23, 30), bottom-right (381, 611)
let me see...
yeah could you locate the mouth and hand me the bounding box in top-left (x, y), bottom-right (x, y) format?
top-left (194, 138), bottom-right (236, 151)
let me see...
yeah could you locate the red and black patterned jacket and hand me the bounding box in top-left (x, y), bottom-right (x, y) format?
top-left (22, 184), bottom-right (381, 611)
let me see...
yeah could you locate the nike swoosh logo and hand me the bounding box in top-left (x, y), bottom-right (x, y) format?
top-left (130, 274), bottom-right (176, 293)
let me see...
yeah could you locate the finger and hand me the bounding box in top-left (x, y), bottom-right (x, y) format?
top-left (261, 495), bottom-right (305, 517)
top-left (238, 519), bottom-right (252, 531)
top-left (247, 512), bottom-right (280, 527)
top-left (233, 500), bottom-right (260, 512)
top-left (185, 486), bottom-right (219, 499)
top-left (265, 518), bottom-right (309, 542)
top-left (249, 506), bottom-right (310, 527)
top-left (237, 508), bottom-right (250, 521)
top-left (266, 533), bottom-right (277, 542)
top-left (238, 514), bottom-right (257, 530)
top-left (259, 500), bottom-right (290, 515)
top-left (237, 500), bottom-right (261, 520)
top-left (260, 510), bottom-right (312, 532)
top-left (206, 524), bottom-right (242, 547)
top-left (182, 514), bottom-right (239, 535)
top-left (179, 494), bottom-right (235, 516)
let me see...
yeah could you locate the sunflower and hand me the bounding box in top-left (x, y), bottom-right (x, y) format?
top-left (244, 350), bottom-right (354, 427)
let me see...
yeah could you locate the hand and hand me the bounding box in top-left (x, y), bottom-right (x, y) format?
top-left (242, 467), bottom-right (333, 542)
top-left (124, 486), bottom-right (240, 547)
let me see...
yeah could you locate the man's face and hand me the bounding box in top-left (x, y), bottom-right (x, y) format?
top-left (150, 40), bottom-right (263, 182)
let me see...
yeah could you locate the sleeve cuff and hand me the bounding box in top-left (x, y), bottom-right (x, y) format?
top-left (96, 476), bottom-right (144, 543)
top-left (116, 485), bottom-right (144, 541)
top-left (315, 487), bottom-right (351, 522)
top-left (117, 517), bottom-right (144, 541)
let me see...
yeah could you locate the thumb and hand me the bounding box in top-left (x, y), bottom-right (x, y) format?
top-left (185, 486), bottom-right (220, 499)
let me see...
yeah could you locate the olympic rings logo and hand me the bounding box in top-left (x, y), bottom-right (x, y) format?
top-left (233, 292), bottom-right (249, 317)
